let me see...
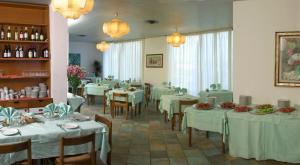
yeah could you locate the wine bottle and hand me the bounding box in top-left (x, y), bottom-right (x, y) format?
top-left (14, 27), bottom-right (19, 40)
top-left (19, 27), bottom-right (24, 40)
top-left (24, 27), bottom-right (28, 40)
top-left (33, 47), bottom-right (37, 58)
top-left (31, 27), bottom-right (35, 41)
top-left (7, 26), bottom-right (11, 40)
top-left (0, 26), bottom-right (5, 40)
top-left (28, 48), bottom-right (33, 58)
top-left (19, 46), bottom-right (24, 58)
top-left (7, 45), bottom-right (11, 58)
top-left (35, 29), bottom-right (39, 41)
top-left (39, 29), bottom-right (44, 41)
top-left (15, 46), bottom-right (20, 58)
top-left (3, 45), bottom-right (7, 58)
top-left (43, 48), bottom-right (49, 58)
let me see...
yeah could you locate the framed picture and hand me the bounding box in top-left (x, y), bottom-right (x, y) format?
top-left (69, 53), bottom-right (81, 66)
top-left (146, 54), bottom-right (163, 68)
top-left (275, 31), bottom-right (300, 87)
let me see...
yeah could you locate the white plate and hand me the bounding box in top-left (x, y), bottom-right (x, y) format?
top-left (62, 123), bottom-right (79, 129)
top-left (1, 128), bottom-right (19, 136)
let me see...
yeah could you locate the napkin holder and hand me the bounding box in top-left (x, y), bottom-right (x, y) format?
top-left (239, 95), bottom-right (252, 106)
top-left (278, 99), bottom-right (290, 108)
top-left (207, 97), bottom-right (217, 106)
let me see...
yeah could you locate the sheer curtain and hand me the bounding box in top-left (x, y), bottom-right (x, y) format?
top-left (168, 31), bottom-right (232, 95)
top-left (103, 40), bottom-right (143, 81)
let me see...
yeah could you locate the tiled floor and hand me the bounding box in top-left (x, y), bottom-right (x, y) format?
top-left (81, 99), bottom-right (292, 165)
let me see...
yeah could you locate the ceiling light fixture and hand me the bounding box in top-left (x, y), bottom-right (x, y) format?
top-left (103, 12), bottom-right (130, 38)
top-left (166, 29), bottom-right (186, 47)
top-left (51, 0), bottom-right (94, 19)
top-left (96, 41), bottom-right (110, 52)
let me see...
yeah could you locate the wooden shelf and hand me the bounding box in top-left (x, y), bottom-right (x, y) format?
top-left (0, 40), bottom-right (48, 44)
top-left (0, 76), bottom-right (49, 79)
top-left (0, 97), bottom-right (51, 103)
top-left (0, 22), bottom-right (47, 27)
top-left (0, 58), bottom-right (49, 61)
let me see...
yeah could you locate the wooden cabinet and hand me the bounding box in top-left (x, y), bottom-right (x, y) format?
top-left (0, 2), bottom-right (52, 108)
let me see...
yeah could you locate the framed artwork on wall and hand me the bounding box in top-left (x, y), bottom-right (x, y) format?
top-left (69, 53), bottom-right (81, 66)
top-left (275, 31), bottom-right (300, 87)
top-left (146, 54), bottom-right (163, 68)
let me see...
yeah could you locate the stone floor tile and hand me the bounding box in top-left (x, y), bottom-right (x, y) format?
top-left (151, 158), bottom-right (170, 165)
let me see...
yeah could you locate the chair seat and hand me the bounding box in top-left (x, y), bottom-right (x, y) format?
top-left (55, 153), bottom-right (92, 164)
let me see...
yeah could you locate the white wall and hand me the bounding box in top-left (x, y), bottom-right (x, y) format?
top-left (233, 0), bottom-right (300, 105)
top-left (50, 7), bottom-right (68, 103)
top-left (143, 37), bottom-right (168, 85)
top-left (69, 41), bottom-right (102, 74)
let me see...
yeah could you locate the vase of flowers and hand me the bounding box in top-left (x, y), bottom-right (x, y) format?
top-left (67, 65), bottom-right (86, 96)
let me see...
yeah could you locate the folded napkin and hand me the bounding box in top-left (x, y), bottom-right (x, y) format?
top-left (1, 107), bottom-right (19, 124)
top-left (0, 106), bottom-right (3, 116)
top-left (58, 103), bottom-right (74, 118)
top-left (175, 87), bottom-right (181, 93)
top-left (43, 103), bottom-right (57, 117)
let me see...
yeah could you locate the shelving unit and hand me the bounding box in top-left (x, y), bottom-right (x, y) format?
top-left (0, 2), bottom-right (51, 108)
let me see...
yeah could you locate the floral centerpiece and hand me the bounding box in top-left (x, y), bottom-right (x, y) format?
top-left (67, 65), bottom-right (86, 95)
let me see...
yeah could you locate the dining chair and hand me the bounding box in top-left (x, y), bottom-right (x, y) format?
top-left (112, 93), bottom-right (132, 120)
top-left (55, 133), bottom-right (96, 165)
top-left (172, 99), bottom-right (199, 131)
top-left (130, 84), bottom-right (142, 89)
top-left (95, 114), bottom-right (112, 165)
top-left (144, 83), bottom-right (151, 108)
top-left (0, 139), bottom-right (32, 165)
top-left (103, 88), bottom-right (112, 114)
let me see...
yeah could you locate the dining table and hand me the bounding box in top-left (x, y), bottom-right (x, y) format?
top-left (199, 90), bottom-right (233, 104)
top-left (227, 109), bottom-right (300, 163)
top-left (181, 105), bottom-right (227, 153)
top-left (67, 92), bottom-right (85, 112)
top-left (0, 113), bottom-right (110, 165)
top-left (150, 86), bottom-right (176, 111)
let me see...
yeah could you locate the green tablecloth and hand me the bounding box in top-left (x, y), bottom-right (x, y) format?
top-left (227, 110), bottom-right (300, 163)
top-left (106, 89), bottom-right (144, 107)
top-left (159, 94), bottom-right (199, 119)
top-left (150, 86), bottom-right (176, 101)
top-left (84, 83), bottom-right (110, 96)
top-left (181, 106), bottom-right (228, 136)
top-left (0, 114), bottom-right (110, 165)
top-left (199, 90), bottom-right (233, 104)
top-left (67, 93), bottom-right (85, 111)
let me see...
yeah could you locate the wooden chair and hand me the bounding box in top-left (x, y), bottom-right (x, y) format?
top-left (144, 83), bottom-right (151, 108)
top-left (111, 93), bottom-right (132, 120)
top-left (172, 99), bottom-right (198, 131)
top-left (103, 88), bottom-right (112, 114)
top-left (55, 133), bottom-right (96, 165)
top-left (95, 115), bottom-right (112, 165)
top-left (130, 84), bottom-right (142, 89)
top-left (0, 139), bottom-right (32, 165)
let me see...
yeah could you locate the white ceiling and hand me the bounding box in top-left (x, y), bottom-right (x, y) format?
top-left (3, 0), bottom-right (233, 43)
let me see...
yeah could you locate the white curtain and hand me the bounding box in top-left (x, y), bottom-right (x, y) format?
top-left (103, 40), bottom-right (143, 81)
top-left (168, 31), bottom-right (232, 95)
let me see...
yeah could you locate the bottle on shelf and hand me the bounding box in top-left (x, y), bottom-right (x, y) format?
top-left (35, 29), bottom-right (39, 41)
top-left (0, 26), bottom-right (5, 40)
top-left (24, 27), bottom-right (28, 40)
top-left (33, 47), bottom-right (37, 58)
top-left (7, 26), bottom-right (11, 40)
top-left (19, 46), bottom-right (24, 58)
top-left (39, 29), bottom-right (44, 41)
top-left (14, 27), bottom-right (19, 41)
top-left (19, 27), bottom-right (24, 41)
top-left (15, 45), bottom-right (20, 58)
top-left (31, 27), bottom-right (35, 41)
top-left (3, 45), bottom-right (7, 58)
top-left (43, 48), bottom-right (49, 58)
top-left (28, 48), bottom-right (33, 58)
top-left (7, 45), bottom-right (11, 58)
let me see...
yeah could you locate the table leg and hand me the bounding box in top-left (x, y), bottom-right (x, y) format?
top-left (164, 111), bottom-right (167, 123)
top-left (188, 127), bottom-right (192, 147)
top-left (103, 96), bottom-right (106, 114)
top-left (206, 131), bottom-right (209, 138)
top-left (110, 101), bottom-right (114, 118)
top-left (87, 95), bottom-right (90, 105)
top-left (171, 115), bottom-right (176, 131)
top-left (156, 100), bottom-right (160, 111)
top-left (138, 103), bottom-right (141, 115)
top-left (221, 134), bottom-right (225, 153)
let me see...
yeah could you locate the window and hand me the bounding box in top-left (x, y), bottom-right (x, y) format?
top-left (103, 40), bottom-right (143, 81)
top-left (168, 30), bottom-right (232, 95)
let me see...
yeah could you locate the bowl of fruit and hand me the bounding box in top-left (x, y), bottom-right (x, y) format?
top-left (221, 102), bottom-right (236, 109)
top-left (254, 104), bottom-right (274, 115)
top-left (234, 106), bottom-right (252, 112)
top-left (193, 103), bottom-right (213, 110)
top-left (278, 107), bottom-right (295, 113)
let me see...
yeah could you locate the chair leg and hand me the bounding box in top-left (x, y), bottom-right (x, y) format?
top-left (164, 111), bottom-right (167, 123)
top-left (188, 127), bottom-right (192, 147)
top-left (179, 114), bottom-right (183, 131)
top-left (125, 107), bottom-right (129, 120)
top-left (206, 131), bottom-right (209, 138)
top-left (221, 134), bottom-right (225, 153)
top-left (171, 115), bottom-right (176, 131)
top-left (103, 97), bottom-right (106, 114)
top-left (138, 103), bottom-right (141, 115)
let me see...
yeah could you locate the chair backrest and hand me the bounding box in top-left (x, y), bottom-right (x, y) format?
top-left (130, 84), bottom-right (142, 88)
top-left (94, 114), bottom-right (112, 146)
top-left (179, 99), bottom-right (199, 113)
top-left (144, 83), bottom-right (151, 95)
top-left (112, 93), bottom-right (129, 103)
top-left (0, 139), bottom-right (32, 165)
top-left (59, 133), bottom-right (95, 164)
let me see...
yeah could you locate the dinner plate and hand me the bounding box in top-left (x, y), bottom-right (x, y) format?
top-left (1, 128), bottom-right (19, 136)
top-left (62, 123), bottom-right (79, 129)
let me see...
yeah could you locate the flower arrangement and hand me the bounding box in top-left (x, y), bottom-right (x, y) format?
top-left (67, 65), bottom-right (86, 95)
